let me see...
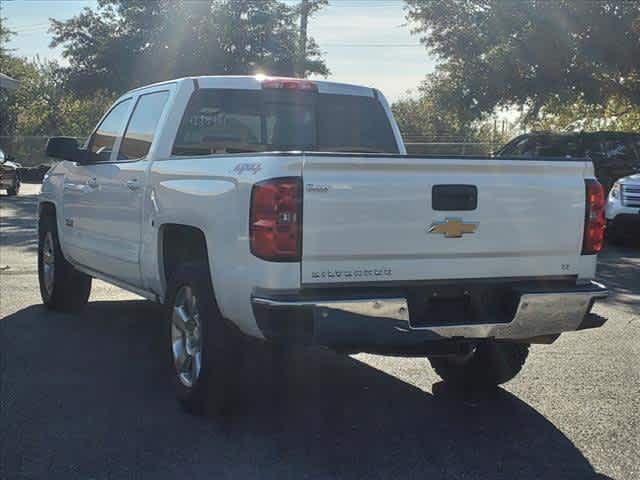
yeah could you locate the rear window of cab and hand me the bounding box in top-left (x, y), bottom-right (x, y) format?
top-left (172, 88), bottom-right (399, 156)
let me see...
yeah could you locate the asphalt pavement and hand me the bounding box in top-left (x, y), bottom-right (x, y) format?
top-left (1, 184), bottom-right (638, 480)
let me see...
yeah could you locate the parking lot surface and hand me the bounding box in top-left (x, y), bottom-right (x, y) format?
top-left (1, 185), bottom-right (639, 479)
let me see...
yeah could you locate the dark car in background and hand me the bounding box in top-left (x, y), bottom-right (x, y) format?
top-left (0, 148), bottom-right (21, 196)
top-left (495, 132), bottom-right (640, 193)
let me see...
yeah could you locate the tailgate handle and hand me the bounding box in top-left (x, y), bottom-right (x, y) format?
top-left (432, 185), bottom-right (477, 211)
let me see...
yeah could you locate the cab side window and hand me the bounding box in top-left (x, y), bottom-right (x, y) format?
top-left (508, 137), bottom-right (537, 157)
top-left (89, 99), bottom-right (132, 162)
top-left (631, 135), bottom-right (640, 168)
top-left (583, 136), bottom-right (603, 156)
top-left (118, 91), bottom-right (169, 161)
top-left (495, 139), bottom-right (520, 156)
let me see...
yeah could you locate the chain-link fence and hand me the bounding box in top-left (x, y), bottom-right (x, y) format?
top-left (0, 136), bottom-right (51, 167)
top-left (1, 135), bottom-right (501, 182)
top-left (1, 135), bottom-right (501, 167)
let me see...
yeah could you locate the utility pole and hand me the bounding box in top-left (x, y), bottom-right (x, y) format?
top-left (298, 0), bottom-right (310, 78)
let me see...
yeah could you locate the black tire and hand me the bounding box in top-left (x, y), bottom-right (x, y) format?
top-left (6, 179), bottom-right (20, 196)
top-left (38, 212), bottom-right (92, 311)
top-left (429, 342), bottom-right (529, 388)
top-left (606, 222), bottom-right (625, 246)
top-left (165, 263), bottom-right (242, 417)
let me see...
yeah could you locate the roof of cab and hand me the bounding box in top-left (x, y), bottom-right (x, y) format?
top-left (126, 75), bottom-right (377, 98)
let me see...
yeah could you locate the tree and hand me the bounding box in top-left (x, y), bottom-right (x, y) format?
top-left (50, 0), bottom-right (329, 96)
top-left (530, 97), bottom-right (640, 133)
top-left (1, 15), bottom-right (113, 168)
top-left (0, 13), bottom-right (12, 58)
top-left (296, 0), bottom-right (327, 77)
top-left (392, 94), bottom-right (511, 157)
top-left (392, 69), bottom-right (515, 155)
top-left (1, 17), bottom-right (18, 136)
top-left (393, 94), bottom-right (475, 140)
top-left (0, 52), bottom-right (114, 136)
top-left (405, 0), bottom-right (640, 123)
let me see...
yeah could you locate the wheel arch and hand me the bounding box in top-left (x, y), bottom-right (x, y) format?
top-left (38, 201), bottom-right (59, 239)
top-left (37, 200), bottom-right (72, 263)
top-left (158, 223), bottom-right (212, 298)
top-left (38, 200), bottom-right (57, 219)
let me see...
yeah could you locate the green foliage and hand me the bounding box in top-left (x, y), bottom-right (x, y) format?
top-left (530, 97), bottom-right (640, 133)
top-left (393, 96), bottom-right (473, 139)
top-left (54, 93), bottom-right (117, 137)
top-left (4, 0), bottom-right (327, 139)
top-left (0, 54), bottom-right (115, 138)
top-left (405, 0), bottom-right (640, 122)
top-left (298, 0), bottom-right (328, 16)
top-left (392, 87), bottom-right (513, 147)
top-left (1, 62), bottom-right (27, 136)
top-left (2, 15), bottom-right (114, 139)
top-left (50, 0), bottom-right (328, 96)
top-left (0, 15), bottom-right (12, 58)
top-left (1, 18), bottom-right (18, 136)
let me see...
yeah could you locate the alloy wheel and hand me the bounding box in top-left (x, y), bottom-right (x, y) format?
top-left (171, 285), bottom-right (203, 388)
top-left (42, 231), bottom-right (55, 296)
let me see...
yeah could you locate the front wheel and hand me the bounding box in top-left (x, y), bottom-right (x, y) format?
top-left (6, 179), bottom-right (20, 196)
top-left (606, 221), bottom-right (625, 246)
top-left (38, 213), bottom-right (92, 311)
top-left (428, 342), bottom-right (529, 388)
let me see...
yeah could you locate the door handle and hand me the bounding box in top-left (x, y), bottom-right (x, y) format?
top-left (87, 177), bottom-right (99, 188)
top-left (126, 179), bottom-right (140, 190)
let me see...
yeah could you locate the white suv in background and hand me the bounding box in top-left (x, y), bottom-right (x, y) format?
top-left (606, 174), bottom-right (640, 244)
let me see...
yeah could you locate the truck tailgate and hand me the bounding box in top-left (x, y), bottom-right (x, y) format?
top-left (301, 155), bottom-right (588, 285)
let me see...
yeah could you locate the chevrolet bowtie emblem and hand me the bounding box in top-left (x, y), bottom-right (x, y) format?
top-left (427, 218), bottom-right (478, 238)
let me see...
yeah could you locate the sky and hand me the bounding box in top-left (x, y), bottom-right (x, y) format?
top-left (1, 0), bottom-right (437, 101)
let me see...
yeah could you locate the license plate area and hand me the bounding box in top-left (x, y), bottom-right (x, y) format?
top-left (407, 286), bottom-right (519, 329)
top-left (432, 184), bottom-right (478, 211)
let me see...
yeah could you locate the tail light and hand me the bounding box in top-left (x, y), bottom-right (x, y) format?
top-left (582, 179), bottom-right (605, 254)
top-left (250, 177), bottom-right (302, 261)
top-left (260, 77), bottom-right (318, 92)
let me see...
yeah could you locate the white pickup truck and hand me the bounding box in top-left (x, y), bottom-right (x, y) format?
top-left (40, 75), bottom-right (608, 416)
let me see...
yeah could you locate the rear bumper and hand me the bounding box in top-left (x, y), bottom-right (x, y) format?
top-left (252, 281), bottom-right (608, 354)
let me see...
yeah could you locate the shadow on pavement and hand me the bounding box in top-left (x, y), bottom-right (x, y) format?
top-left (597, 243), bottom-right (640, 312)
top-left (0, 190), bottom-right (39, 253)
top-left (0, 299), bottom-right (601, 479)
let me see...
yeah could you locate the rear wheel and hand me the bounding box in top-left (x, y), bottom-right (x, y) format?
top-left (166, 263), bottom-right (242, 417)
top-left (6, 178), bottom-right (20, 196)
top-left (38, 212), bottom-right (92, 311)
top-left (606, 221), bottom-right (625, 246)
top-left (429, 341), bottom-right (529, 388)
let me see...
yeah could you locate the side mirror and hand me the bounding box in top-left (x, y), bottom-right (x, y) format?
top-left (45, 137), bottom-right (84, 162)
